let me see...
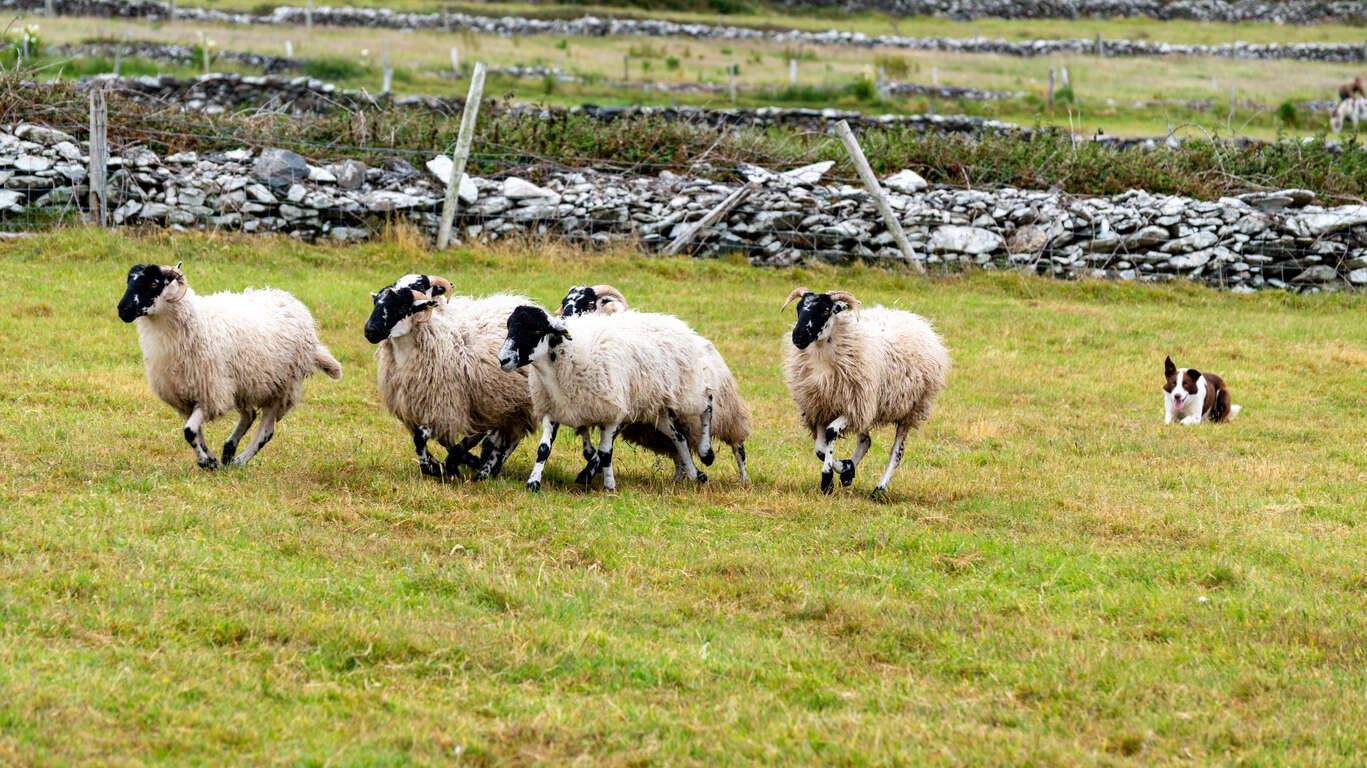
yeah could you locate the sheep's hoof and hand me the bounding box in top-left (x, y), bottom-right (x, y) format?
top-left (869, 487), bottom-right (889, 502)
top-left (221, 442), bottom-right (238, 464)
top-left (700, 449), bottom-right (715, 467)
top-left (820, 471), bottom-right (834, 494)
top-left (575, 467), bottom-right (597, 486)
top-left (198, 457), bottom-right (221, 471)
top-left (695, 470), bottom-right (708, 484)
top-left (419, 460), bottom-right (445, 479)
top-left (839, 462), bottom-right (856, 487)
top-left (526, 480), bottom-right (541, 492)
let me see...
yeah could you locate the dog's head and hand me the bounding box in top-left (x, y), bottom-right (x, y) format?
top-left (1163, 356), bottom-right (1202, 411)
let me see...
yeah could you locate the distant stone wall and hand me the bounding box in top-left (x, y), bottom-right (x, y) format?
top-left (5, 119), bottom-right (1364, 293)
top-left (8, 0), bottom-right (1367, 61)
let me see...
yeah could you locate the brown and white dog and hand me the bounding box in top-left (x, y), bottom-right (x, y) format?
top-left (1163, 356), bottom-right (1240, 425)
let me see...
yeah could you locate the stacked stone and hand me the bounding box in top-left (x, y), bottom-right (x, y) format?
top-left (5, 122), bottom-right (1366, 292)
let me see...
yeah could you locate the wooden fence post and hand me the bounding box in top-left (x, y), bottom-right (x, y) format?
top-left (729, 64), bottom-right (736, 104)
top-left (381, 49), bottom-right (392, 94)
top-left (664, 184), bottom-right (755, 255)
top-left (169, 0), bottom-right (176, 20)
top-left (285, 40), bottom-right (293, 57)
top-left (88, 87), bottom-right (108, 227)
top-left (437, 61), bottom-right (487, 249)
top-left (45, 0), bottom-right (54, 15)
top-left (1048, 68), bottom-right (1055, 107)
top-left (932, 65), bottom-right (938, 86)
top-left (833, 120), bottom-right (923, 273)
top-left (789, 58), bottom-right (797, 86)
top-left (1095, 32), bottom-right (1103, 56)
top-left (450, 46), bottom-right (459, 74)
top-left (306, 0), bottom-right (313, 27)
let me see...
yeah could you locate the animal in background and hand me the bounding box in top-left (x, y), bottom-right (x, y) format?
top-left (1163, 356), bottom-right (1241, 425)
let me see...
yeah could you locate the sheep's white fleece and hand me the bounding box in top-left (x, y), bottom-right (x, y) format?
top-left (529, 311), bottom-right (709, 430)
top-left (376, 294), bottom-right (534, 448)
top-left (783, 306), bottom-right (949, 438)
top-left (137, 287), bottom-right (341, 421)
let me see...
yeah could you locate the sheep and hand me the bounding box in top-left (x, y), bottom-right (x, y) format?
top-left (116, 262), bottom-right (342, 469)
top-left (497, 305), bottom-right (711, 492)
top-left (364, 274), bottom-right (535, 480)
top-left (1331, 96), bottom-right (1367, 133)
top-left (780, 287), bottom-right (949, 498)
top-left (558, 284), bottom-right (751, 483)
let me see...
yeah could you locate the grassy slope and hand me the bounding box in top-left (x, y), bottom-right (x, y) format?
top-left (30, 14), bottom-right (1354, 140)
top-left (1, 228), bottom-right (1366, 764)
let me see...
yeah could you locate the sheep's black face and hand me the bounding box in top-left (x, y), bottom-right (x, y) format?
top-left (559, 285), bottom-right (597, 318)
top-left (500, 305), bottom-right (563, 371)
top-left (365, 286), bottom-right (418, 343)
top-left (118, 264), bottom-right (168, 322)
top-left (791, 292), bottom-right (838, 350)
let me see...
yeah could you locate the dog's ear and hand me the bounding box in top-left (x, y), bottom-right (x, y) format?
top-left (1186, 367), bottom-right (1200, 382)
top-left (1164, 356), bottom-right (1176, 377)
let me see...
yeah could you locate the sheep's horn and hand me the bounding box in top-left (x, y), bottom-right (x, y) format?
top-left (590, 284), bottom-right (628, 313)
top-left (780, 287), bottom-right (809, 313)
top-left (427, 276), bottom-right (453, 302)
top-left (828, 290), bottom-right (861, 310)
top-left (162, 264), bottom-right (187, 303)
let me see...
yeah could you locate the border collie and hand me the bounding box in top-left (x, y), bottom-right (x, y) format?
top-left (1164, 356), bottom-right (1241, 425)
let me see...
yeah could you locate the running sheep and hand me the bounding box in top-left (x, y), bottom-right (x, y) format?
top-left (497, 305), bottom-right (712, 492)
top-left (365, 274), bottom-right (535, 480)
top-left (780, 287), bottom-right (949, 498)
top-left (558, 284), bottom-right (751, 483)
top-left (117, 263), bottom-right (342, 469)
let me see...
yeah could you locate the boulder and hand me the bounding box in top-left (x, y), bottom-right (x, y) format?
top-left (253, 147), bottom-right (310, 191)
top-left (883, 169), bottom-right (929, 194)
top-left (930, 225), bottom-right (1003, 255)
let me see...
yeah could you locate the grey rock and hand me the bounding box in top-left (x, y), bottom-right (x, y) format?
top-left (15, 124), bottom-right (76, 146)
top-left (1160, 230), bottom-right (1218, 253)
top-left (253, 147), bottom-right (310, 190)
top-left (930, 225), bottom-right (1003, 255)
top-left (1293, 265), bottom-right (1338, 282)
top-left (883, 169), bottom-right (929, 194)
top-left (15, 155), bottom-right (52, 172)
top-left (333, 160), bottom-right (367, 190)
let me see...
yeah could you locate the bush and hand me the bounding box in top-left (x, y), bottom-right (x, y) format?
top-left (665, 56), bottom-right (681, 70)
top-left (851, 75), bottom-right (876, 102)
top-left (1278, 101), bottom-right (1298, 127)
top-left (302, 56), bottom-right (369, 81)
top-left (873, 54), bottom-right (912, 80)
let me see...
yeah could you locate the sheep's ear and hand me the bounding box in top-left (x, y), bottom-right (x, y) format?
top-left (833, 300), bottom-right (851, 314)
top-left (370, 292), bottom-right (379, 301)
top-left (549, 316), bottom-right (572, 340)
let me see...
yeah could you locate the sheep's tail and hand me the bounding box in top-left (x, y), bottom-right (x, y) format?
top-left (314, 345), bottom-right (343, 379)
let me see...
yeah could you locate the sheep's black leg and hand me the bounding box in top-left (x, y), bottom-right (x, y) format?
top-left (698, 393), bottom-right (715, 466)
top-left (230, 406), bottom-right (277, 466)
top-left (734, 442), bottom-right (748, 484)
top-left (597, 423), bottom-right (622, 491)
top-left (839, 433), bottom-right (872, 487)
top-left (475, 433), bottom-right (504, 480)
top-left (871, 424), bottom-right (911, 500)
top-left (818, 416), bottom-right (849, 494)
top-left (221, 409), bottom-right (256, 465)
top-left (663, 412), bottom-right (704, 484)
top-left (574, 428), bottom-right (601, 486)
top-left (411, 425), bottom-right (445, 478)
top-left (183, 406), bottom-right (220, 470)
top-left (526, 416), bottom-right (558, 492)
top-left (442, 433), bottom-right (485, 479)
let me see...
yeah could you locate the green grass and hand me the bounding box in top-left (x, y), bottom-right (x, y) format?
top-left (174, 0), bottom-right (1367, 47)
top-left (3, 228), bottom-right (1367, 764)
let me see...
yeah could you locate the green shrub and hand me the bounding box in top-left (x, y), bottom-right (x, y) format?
top-left (665, 56), bottom-right (681, 70)
top-left (1278, 101), bottom-right (1298, 127)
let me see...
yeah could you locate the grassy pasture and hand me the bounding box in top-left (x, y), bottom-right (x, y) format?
top-left (3, 228), bottom-right (1367, 764)
top-left (25, 14), bottom-right (1365, 139)
top-left (175, 0), bottom-right (1367, 47)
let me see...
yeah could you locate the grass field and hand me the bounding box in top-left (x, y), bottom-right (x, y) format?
top-left (2, 228), bottom-right (1367, 764)
top-left (174, 0), bottom-right (1367, 47)
top-left (20, 13), bottom-right (1365, 140)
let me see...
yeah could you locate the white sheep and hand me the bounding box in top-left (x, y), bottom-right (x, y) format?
top-left (781, 287), bottom-right (949, 498)
top-left (497, 305), bottom-right (711, 492)
top-left (364, 274), bottom-right (535, 480)
top-left (558, 284), bottom-right (751, 483)
top-left (117, 263), bottom-right (342, 469)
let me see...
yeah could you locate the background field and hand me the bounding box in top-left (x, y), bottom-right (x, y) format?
top-left (17, 10), bottom-right (1367, 139)
top-left (2, 229), bottom-right (1366, 764)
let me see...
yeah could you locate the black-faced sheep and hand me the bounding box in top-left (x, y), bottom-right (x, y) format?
top-left (558, 284), bottom-right (751, 483)
top-left (781, 287), bottom-right (949, 498)
top-left (117, 263), bottom-right (342, 469)
top-left (365, 274), bottom-right (535, 480)
top-left (497, 305), bottom-right (711, 492)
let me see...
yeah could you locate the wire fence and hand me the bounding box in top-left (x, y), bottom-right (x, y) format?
top-left (4, 78), bottom-right (1367, 292)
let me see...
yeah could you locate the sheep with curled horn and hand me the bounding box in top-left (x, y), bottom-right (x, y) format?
top-left (117, 262), bottom-right (342, 470)
top-left (366, 273), bottom-right (535, 480)
top-left (780, 287), bottom-right (949, 499)
top-left (557, 283), bottom-right (752, 484)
